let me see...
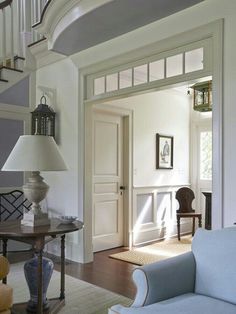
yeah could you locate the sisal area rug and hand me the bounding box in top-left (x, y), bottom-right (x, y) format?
top-left (8, 262), bottom-right (132, 314)
top-left (110, 235), bottom-right (192, 266)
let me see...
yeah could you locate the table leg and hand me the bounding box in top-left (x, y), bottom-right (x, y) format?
top-left (37, 249), bottom-right (43, 314)
top-left (177, 216), bottom-right (181, 241)
top-left (198, 215), bottom-right (202, 228)
top-left (3, 239), bottom-right (8, 284)
top-left (60, 235), bottom-right (65, 300)
top-left (192, 217), bottom-right (195, 236)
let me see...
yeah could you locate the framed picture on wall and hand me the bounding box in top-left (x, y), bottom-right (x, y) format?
top-left (156, 134), bottom-right (174, 169)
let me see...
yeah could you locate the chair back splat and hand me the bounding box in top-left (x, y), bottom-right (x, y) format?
top-left (176, 187), bottom-right (195, 213)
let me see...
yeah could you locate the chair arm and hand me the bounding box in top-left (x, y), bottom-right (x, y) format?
top-left (132, 252), bottom-right (196, 307)
top-left (0, 256), bottom-right (9, 280)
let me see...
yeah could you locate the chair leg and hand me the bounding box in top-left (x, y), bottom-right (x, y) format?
top-left (177, 216), bottom-right (181, 241)
top-left (198, 216), bottom-right (202, 228)
top-left (192, 217), bottom-right (195, 236)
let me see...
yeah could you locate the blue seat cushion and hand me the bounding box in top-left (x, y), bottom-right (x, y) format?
top-left (112, 293), bottom-right (236, 314)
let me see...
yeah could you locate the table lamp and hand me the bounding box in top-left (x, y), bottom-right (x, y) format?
top-left (1, 135), bottom-right (67, 226)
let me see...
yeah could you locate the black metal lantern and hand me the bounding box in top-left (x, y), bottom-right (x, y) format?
top-left (31, 96), bottom-right (56, 137)
top-left (191, 81), bottom-right (212, 112)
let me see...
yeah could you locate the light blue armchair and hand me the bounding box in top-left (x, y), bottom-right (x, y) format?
top-left (109, 227), bottom-right (236, 314)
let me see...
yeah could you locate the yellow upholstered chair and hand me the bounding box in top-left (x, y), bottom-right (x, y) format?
top-left (0, 256), bottom-right (13, 314)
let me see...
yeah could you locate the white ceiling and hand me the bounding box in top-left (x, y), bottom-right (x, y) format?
top-left (52, 0), bottom-right (205, 55)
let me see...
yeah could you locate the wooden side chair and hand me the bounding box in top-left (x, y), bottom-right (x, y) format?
top-left (175, 187), bottom-right (202, 240)
top-left (0, 190), bottom-right (31, 222)
top-left (0, 190), bottom-right (32, 254)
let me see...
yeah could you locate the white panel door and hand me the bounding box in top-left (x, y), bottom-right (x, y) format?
top-left (92, 111), bottom-right (123, 252)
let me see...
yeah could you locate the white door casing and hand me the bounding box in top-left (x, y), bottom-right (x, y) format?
top-left (81, 20), bottom-right (223, 262)
top-left (92, 110), bottom-right (124, 251)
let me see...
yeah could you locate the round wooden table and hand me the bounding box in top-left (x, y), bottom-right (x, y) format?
top-left (0, 219), bottom-right (83, 314)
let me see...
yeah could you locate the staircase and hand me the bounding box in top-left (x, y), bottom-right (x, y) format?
top-left (0, 0), bottom-right (47, 94)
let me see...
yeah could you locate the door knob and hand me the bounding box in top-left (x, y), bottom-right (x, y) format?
top-left (120, 186), bottom-right (125, 190)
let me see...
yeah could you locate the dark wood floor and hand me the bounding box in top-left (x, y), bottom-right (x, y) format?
top-left (7, 247), bottom-right (137, 300)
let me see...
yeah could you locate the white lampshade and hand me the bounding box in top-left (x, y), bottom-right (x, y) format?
top-left (2, 135), bottom-right (67, 171)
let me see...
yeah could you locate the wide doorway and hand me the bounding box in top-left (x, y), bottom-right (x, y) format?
top-left (91, 76), bottom-right (212, 251)
top-left (83, 22), bottom-right (222, 260)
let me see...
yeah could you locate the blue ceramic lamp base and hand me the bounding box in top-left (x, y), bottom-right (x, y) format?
top-left (24, 255), bottom-right (54, 313)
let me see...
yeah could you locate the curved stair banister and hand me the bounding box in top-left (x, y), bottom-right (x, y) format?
top-left (0, 0), bottom-right (12, 10)
top-left (32, 0), bottom-right (51, 29)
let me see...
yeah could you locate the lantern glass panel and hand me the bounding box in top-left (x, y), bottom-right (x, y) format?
top-left (192, 81), bottom-right (212, 112)
top-left (31, 99), bottom-right (56, 138)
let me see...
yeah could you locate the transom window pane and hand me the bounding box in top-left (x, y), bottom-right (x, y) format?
top-left (119, 69), bottom-right (132, 89)
top-left (200, 131), bottom-right (212, 180)
top-left (94, 77), bottom-right (105, 95)
top-left (106, 73), bottom-right (118, 92)
top-left (149, 59), bottom-right (165, 81)
top-left (166, 54), bottom-right (183, 78)
top-left (185, 48), bottom-right (203, 73)
top-left (133, 64), bottom-right (148, 86)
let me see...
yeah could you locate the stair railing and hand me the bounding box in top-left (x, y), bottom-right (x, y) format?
top-left (0, 0), bottom-right (47, 69)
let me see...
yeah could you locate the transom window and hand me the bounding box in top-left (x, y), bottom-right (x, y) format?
top-left (88, 39), bottom-right (211, 100)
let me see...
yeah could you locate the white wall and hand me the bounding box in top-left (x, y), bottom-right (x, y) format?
top-left (109, 89), bottom-right (190, 187)
top-left (36, 58), bottom-right (84, 260)
top-left (36, 58), bottom-right (79, 216)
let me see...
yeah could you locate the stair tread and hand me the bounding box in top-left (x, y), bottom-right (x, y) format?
top-left (0, 78), bottom-right (9, 83)
top-left (28, 37), bottom-right (47, 48)
top-left (14, 56), bottom-right (25, 61)
top-left (0, 66), bottom-right (24, 73)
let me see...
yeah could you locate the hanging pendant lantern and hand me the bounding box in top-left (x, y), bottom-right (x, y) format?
top-left (31, 96), bottom-right (56, 137)
top-left (191, 80), bottom-right (212, 112)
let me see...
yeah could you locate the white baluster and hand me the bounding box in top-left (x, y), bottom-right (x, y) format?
top-left (10, 4), bottom-right (14, 67)
top-left (34, 0), bottom-right (41, 41)
top-left (16, 0), bottom-right (23, 57)
top-left (20, 0), bottom-right (24, 32)
top-left (38, 0), bottom-right (43, 17)
top-left (42, 0), bottom-right (48, 10)
top-left (1, 8), bottom-right (6, 66)
top-left (22, 0), bottom-right (32, 33)
top-left (31, 0), bottom-right (36, 42)
top-left (21, 0), bottom-right (32, 55)
top-left (36, 0), bottom-right (45, 41)
top-left (0, 10), bottom-right (2, 65)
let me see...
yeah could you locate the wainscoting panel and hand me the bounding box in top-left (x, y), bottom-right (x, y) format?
top-left (132, 185), bottom-right (191, 245)
top-left (136, 194), bottom-right (154, 225)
